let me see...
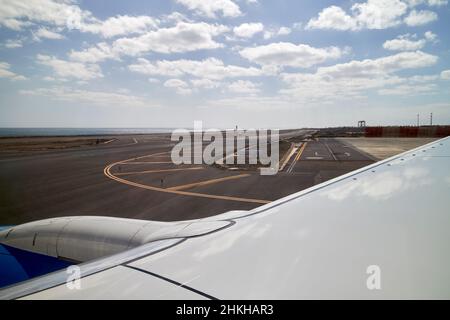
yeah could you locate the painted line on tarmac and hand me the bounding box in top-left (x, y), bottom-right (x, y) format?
top-left (323, 140), bottom-right (338, 161)
top-left (295, 142), bottom-right (307, 161)
top-left (104, 152), bottom-right (270, 204)
top-left (279, 145), bottom-right (297, 171)
top-left (115, 151), bottom-right (170, 164)
top-left (168, 174), bottom-right (251, 191)
top-left (102, 139), bottom-right (116, 144)
top-left (287, 142), bottom-right (307, 173)
top-left (118, 161), bottom-right (174, 165)
top-left (115, 167), bottom-right (203, 176)
top-left (116, 137), bottom-right (139, 147)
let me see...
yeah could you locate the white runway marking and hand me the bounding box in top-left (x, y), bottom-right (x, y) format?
top-left (323, 141), bottom-right (338, 161)
top-left (102, 139), bottom-right (116, 144)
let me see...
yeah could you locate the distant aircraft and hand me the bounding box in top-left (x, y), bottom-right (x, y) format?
top-left (0, 137), bottom-right (449, 299)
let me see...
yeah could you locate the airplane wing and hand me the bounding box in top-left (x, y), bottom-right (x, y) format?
top-left (1, 137), bottom-right (449, 299)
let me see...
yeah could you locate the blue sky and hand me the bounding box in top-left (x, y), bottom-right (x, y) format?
top-left (0, 0), bottom-right (449, 128)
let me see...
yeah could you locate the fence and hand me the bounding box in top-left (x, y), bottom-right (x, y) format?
top-left (365, 126), bottom-right (450, 137)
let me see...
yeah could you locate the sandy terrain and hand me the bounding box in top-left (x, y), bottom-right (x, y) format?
top-left (337, 137), bottom-right (439, 160)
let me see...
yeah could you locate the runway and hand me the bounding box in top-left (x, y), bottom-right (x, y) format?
top-left (281, 137), bottom-right (375, 185)
top-left (0, 133), bottom-right (375, 225)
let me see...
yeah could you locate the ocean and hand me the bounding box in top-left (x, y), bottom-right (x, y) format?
top-left (0, 128), bottom-right (176, 137)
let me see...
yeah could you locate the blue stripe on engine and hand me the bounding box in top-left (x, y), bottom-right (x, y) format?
top-left (0, 244), bottom-right (71, 289)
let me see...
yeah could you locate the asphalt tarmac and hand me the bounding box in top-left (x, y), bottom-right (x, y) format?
top-left (0, 134), bottom-right (374, 225)
top-left (282, 137), bottom-right (375, 186)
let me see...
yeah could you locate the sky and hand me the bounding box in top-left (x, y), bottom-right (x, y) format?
top-left (0, 0), bottom-right (449, 129)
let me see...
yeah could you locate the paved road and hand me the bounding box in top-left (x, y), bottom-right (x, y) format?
top-left (300, 138), bottom-right (376, 162)
top-left (0, 133), bottom-right (372, 225)
top-left (283, 138), bottom-right (375, 184)
top-left (0, 135), bottom-right (176, 224)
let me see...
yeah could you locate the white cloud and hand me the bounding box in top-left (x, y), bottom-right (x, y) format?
top-left (377, 75), bottom-right (440, 95)
top-left (307, 0), bottom-right (408, 31)
top-left (128, 58), bottom-right (265, 80)
top-left (233, 23), bottom-right (264, 38)
top-left (383, 34), bottom-right (425, 51)
top-left (404, 9), bottom-right (438, 26)
top-left (191, 78), bottom-right (220, 89)
top-left (307, 0), bottom-right (442, 31)
top-left (312, 51), bottom-right (437, 78)
top-left (176, 0), bottom-right (242, 18)
top-left (0, 62), bottom-right (26, 80)
top-left (306, 6), bottom-right (358, 31)
top-left (79, 15), bottom-right (159, 38)
top-left (383, 32), bottom-right (438, 51)
top-left (69, 22), bottom-right (228, 63)
top-left (163, 78), bottom-right (192, 95)
top-left (161, 12), bottom-right (192, 24)
top-left (4, 39), bottom-right (23, 48)
top-left (377, 83), bottom-right (437, 95)
top-left (0, 18), bottom-right (32, 31)
top-left (42, 76), bottom-right (58, 82)
top-left (279, 51), bottom-right (438, 102)
top-left (112, 22), bottom-right (228, 56)
top-left (0, 1), bottom-right (158, 38)
top-left (228, 80), bottom-right (261, 94)
top-left (424, 31), bottom-right (438, 42)
top-left (353, 0), bottom-right (408, 29)
top-left (69, 42), bottom-right (119, 63)
top-left (263, 26), bottom-right (291, 39)
top-left (37, 54), bottom-right (103, 80)
top-left (292, 22), bottom-right (303, 30)
top-left (19, 86), bottom-right (151, 107)
top-left (33, 27), bottom-right (64, 40)
top-left (0, 0), bottom-right (95, 31)
top-left (239, 42), bottom-right (345, 68)
top-left (408, 74), bottom-right (440, 82)
top-left (117, 88), bottom-right (130, 94)
top-left (441, 70), bottom-right (450, 80)
top-left (277, 27), bottom-right (292, 36)
top-left (148, 78), bottom-right (161, 84)
top-left (164, 78), bottom-right (189, 87)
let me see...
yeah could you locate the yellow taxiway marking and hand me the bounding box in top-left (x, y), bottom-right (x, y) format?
top-left (168, 174), bottom-right (251, 191)
top-left (118, 161), bottom-right (175, 165)
top-left (279, 144), bottom-right (296, 171)
top-left (115, 151), bottom-right (170, 164)
top-left (115, 167), bottom-right (203, 176)
top-left (294, 142), bottom-right (308, 162)
top-left (286, 142), bottom-right (308, 173)
top-left (104, 151), bottom-right (270, 204)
